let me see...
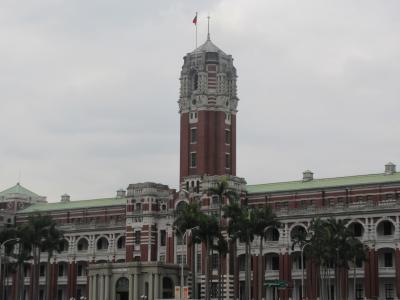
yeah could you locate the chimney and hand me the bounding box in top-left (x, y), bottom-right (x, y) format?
top-left (303, 170), bottom-right (314, 182)
top-left (385, 162), bottom-right (396, 175)
top-left (61, 194), bottom-right (70, 203)
top-left (116, 189), bottom-right (126, 198)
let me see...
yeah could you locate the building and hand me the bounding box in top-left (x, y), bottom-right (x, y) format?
top-left (0, 32), bottom-right (399, 300)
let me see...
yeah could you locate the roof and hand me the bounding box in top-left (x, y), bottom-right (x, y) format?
top-left (18, 197), bottom-right (126, 214)
top-left (0, 183), bottom-right (41, 198)
top-left (192, 39), bottom-right (226, 55)
top-left (247, 172), bottom-right (400, 194)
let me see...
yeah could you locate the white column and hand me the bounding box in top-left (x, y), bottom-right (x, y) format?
top-left (129, 274), bottom-right (134, 300)
top-left (92, 275), bottom-right (97, 300)
top-left (105, 275), bottom-right (110, 300)
top-left (154, 273), bottom-right (160, 299)
top-left (149, 274), bottom-right (154, 300)
top-left (99, 275), bottom-right (105, 300)
top-left (133, 274), bottom-right (139, 300)
top-left (88, 275), bottom-right (93, 300)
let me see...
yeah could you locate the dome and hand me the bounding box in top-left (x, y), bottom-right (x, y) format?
top-left (191, 38), bottom-right (227, 56)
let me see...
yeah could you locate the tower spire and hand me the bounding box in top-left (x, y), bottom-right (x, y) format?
top-left (207, 14), bottom-right (211, 41)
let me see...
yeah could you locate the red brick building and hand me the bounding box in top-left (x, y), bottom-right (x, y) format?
top-left (0, 34), bottom-right (398, 300)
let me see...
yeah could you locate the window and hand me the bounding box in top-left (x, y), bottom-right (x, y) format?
top-left (177, 255), bottom-right (186, 264)
top-left (225, 129), bottom-right (231, 144)
top-left (77, 264), bottom-right (84, 276)
top-left (77, 239), bottom-right (88, 251)
top-left (383, 222), bottom-right (393, 235)
top-left (271, 256), bottom-right (279, 270)
top-left (384, 252), bottom-right (393, 267)
top-left (212, 253), bottom-right (219, 270)
top-left (355, 257), bottom-right (363, 268)
top-left (190, 152), bottom-right (197, 168)
top-left (176, 234), bottom-right (184, 245)
top-left (39, 265), bottom-right (45, 277)
top-left (190, 128), bottom-right (197, 143)
top-left (135, 203), bottom-right (142, 212)
top-left (193, 73), bottom-right (198, 90)
top-left (197, 253), bottom-right (201, 272)
top-left (352, 223), bottom-right (363, 237)
top-left (356, 283), bottom-right (363, 300)
top-left (385, 283), bottom-right (394, 300)
top-left (225, 153), bottom-right (231, 169)
top-left (159, 255), bottom-right (165, 263)
top-left (117, 236), bottom-right (126, 249)
top-left (58, 264), bottom-right (65, 277)
top-left (135, 231), bottom-right (141, 244)
top-left (160, 230), bottom-right (166, 246)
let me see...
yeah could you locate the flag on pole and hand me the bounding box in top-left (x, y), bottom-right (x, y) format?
top-left (192, 13), bottom-right (197, 25)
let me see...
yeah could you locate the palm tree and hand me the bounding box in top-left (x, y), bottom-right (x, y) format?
top-left (173, 202), bottom-right (220, 300)
top-left (212, 234), bottom-right (228, 300)
top-left (22, 214), bottom-right (56, 300)
top-left (196, 213), bottom-right (220, 300)
top-left (224, 202), bottom-right (255, 300)
top-left (41, 223), bottom-right (64, 300)
top-left (208, 179), bottom-right (238, 299)
top-left (252, 206), bottom-right (279, 300)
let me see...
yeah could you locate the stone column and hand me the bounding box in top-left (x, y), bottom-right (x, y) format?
top-left (133, 273), bottom-right (139, 300)
top-left (129, 274), bottom-right (134, 300)
top-left (149, 274), bottom-right (154, 300)
top-left (88, 275), bottom-right (93, 300)
top-left (154, 273), bottom-right (160, 299)
top-left (99, 275), bottom-right (105, 300)
top-left (92, 275), bottom-right (97, 300)
top-left (105, 275), bottom-right (110, 300)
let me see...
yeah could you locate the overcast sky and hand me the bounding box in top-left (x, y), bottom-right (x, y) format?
top-left (0, 0), bottom-right (399, 202)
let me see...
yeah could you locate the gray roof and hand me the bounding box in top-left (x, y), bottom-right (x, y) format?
top-left (192, 39), bottom-right (227, 55)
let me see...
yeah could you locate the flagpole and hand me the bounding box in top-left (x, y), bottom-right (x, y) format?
top-left (195, 12), bottom-right (198, 50)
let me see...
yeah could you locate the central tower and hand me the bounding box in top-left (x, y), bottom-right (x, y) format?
top-left (178, 36), bottom-right (239, 183)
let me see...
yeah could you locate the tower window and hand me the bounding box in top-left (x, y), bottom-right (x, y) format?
top-left (193, 73), bottom-right (198, 91)
top-left (225, 129), bottom-right (231, 144)
top-left (190, 152), bottom-right (197, 168)
top-left (160, 230), bottom-right (166, 246)
top-left (191, 128), bottom-right (197, 143)
top-left (134, 231), bottom-right (141, 245)
top-left (225, 153), bottom-right (231, 169)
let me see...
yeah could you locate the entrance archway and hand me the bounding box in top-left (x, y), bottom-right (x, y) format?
top-left (162, 277), bottom-right (174, 298)
top-left (116, 277), bottom-right (129, 300)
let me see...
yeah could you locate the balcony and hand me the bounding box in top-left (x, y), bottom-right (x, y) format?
top-left (379, 267), bottom-right (396, 277)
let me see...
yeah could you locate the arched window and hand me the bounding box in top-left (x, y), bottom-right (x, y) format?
top-left (77, 238), bottom-right (89, 252)
top-left (96, 237), bottom-right (109, 251)
top-left (117, 236), bottom-right (126, 249)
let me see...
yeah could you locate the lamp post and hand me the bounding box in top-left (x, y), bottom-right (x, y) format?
top-left (0, 238), bottom-right (20, 300)
top-left (300, 242), bottom-right (312, 300)
top-left (179, 226), bottom-right (199, 300)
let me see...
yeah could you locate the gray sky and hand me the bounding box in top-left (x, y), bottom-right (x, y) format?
top-left (1, 0), bottom-right (399, 202)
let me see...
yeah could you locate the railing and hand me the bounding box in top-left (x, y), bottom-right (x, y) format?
top-left (274, 199), bottom-right (400, 217)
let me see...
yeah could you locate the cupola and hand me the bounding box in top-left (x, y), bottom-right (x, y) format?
top-left (303, 170), bottom-right (314, 182)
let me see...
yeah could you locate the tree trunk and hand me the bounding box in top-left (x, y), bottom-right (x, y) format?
top-left (45, 254), bottom-right (52, 300)
top-left (218, 254), bottom-right (222, 300)
top-left (258, 237), bottom-right (263, 300)
top-left (191, 241), bottom-right (196, 299)
top-left (353, 264), bottom-right (356, 300)
top-left (245, 241), bottom-right (251, 300)
top-left (205, 240), bottom-right (210, 300)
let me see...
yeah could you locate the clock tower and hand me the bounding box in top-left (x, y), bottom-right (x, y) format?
top-left (178, 36), bottom-right (238, 184)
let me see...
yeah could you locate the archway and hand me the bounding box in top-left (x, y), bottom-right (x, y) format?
top-left (115, 277), bottom-right (129, 300)
top-left (162, 277), bottom-right (174, 299)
